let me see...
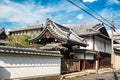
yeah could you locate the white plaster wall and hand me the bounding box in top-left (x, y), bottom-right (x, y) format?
top-left (81, 37), bottom-right (93, 50)
top-left (0, 54), bottom-right (61, 80)
top-left (81, 36), bottom-right (111, 53)
top-left (95, 36), bottom-right (105, 52)
top-left (86, 53), bottom-right (94, 60)
top-left (74, 53), bottom-right (94, 60)
top-left (74, 53), bottom-right (84, 59)
top-left (95, 36), bottom-right (111, 53)
top-left (106, 41), bottom-right (111, 53)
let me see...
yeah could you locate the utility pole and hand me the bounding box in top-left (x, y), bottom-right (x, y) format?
top-left (111, 14), bottom-right (115, 69)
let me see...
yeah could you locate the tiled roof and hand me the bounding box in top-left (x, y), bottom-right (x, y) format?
top-left (73, 48), bottom-right (96, 54)
top-left (114, 48), bottom-right (120, 54)
top-left (9, 24), bottom-right (44, 32)
top-left (0, 46), bottom-right (62, 57)
top-left (29, 19), bottom-right (88, 47)
top-left (66, 23), bottom-right (103, 36)
top-left (40, 43), bottom-right (68, 50)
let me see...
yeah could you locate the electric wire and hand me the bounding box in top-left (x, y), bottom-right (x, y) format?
top-left (67, 0), bottom-right (115, 30)
top-left (78, 0), bottom-right (113, 27)
top-left (67, 0), bottom-right (120, 36)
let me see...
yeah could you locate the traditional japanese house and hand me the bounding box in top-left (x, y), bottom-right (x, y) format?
top-left (29, 19), bottom-right (88, 59)
top-left (29, 19), bottom-right (88, 73)
top-left (9, 24), bottom-right (44, 36)
top-left (0, 28), bottom-right (7, 45)
top-left (67, 23), bottom-right (111, 70)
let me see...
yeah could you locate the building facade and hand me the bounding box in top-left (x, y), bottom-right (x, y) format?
top-left (9, 24), bottom-right (44, 36)
top-left (108, 30), bottom-right (120, 69)
top-left (68, 23), bottom-right (111, 70)
top-left (7, 19), bottom-right (113, 72)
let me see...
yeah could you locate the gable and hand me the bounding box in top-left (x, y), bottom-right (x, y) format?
top-left (99, 27), bottom-right (109, 37)
top-left (29, 19), bottom-right (87, 47)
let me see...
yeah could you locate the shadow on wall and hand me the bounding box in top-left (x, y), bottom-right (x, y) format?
top-left (0, 66), bottom-right (11, 80)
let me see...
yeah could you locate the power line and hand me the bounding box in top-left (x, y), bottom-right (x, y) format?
top-left (78, 0), bottom-right (113, 27)
top-left (114, 15), bottom-right (120, 20)
top-left (67, 0), bottom-right (120, 40)
top-left (78, 0), bottom-right (120, 34)
top-left (68, 0), bottom-right (120, 36)
top-left (82, 2), bottom-right (120, 38)
top-left (67, 0), bottom-right (114, 30)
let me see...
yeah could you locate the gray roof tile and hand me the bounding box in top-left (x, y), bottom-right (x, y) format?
top-left (0, 46), bottom-right (62, 57)
top-left (66, 23), bottom-right (102, 35)
top-left (30, 19), bottom-right (88, 47)
top-left (9, 24), bottom-right (43, 32)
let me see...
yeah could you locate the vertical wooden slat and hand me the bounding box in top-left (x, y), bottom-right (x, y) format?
top-left (82, 53), bottom-right (86, 70)
top-left (99, 57), bottom-right (111, 68)
top-left (61, 59), bottom-right (80, 74)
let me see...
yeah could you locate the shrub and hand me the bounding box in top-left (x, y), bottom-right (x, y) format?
top-left (6, 35), bottom-right (43, 48)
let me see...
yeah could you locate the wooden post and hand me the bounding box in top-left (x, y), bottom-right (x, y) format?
top-left (82, 53), bottom-right (86, 70)
top-left (79, 60), bottom-right (80, 71)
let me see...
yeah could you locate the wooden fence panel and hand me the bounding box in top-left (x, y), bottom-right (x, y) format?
top-left (85, 60), bottom-right (95, 69)
top-left (99, 57), bottom-right (111, 68)
top-left (61, 59), bottom-right (80, 74)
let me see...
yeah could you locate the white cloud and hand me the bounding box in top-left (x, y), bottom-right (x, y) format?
top-left (99, 8), bottom-right (112, 19)
top-left (99, 8), bottom-right (120, 30)
top-left (68, 20), bottom-right (72, 23)
top-left (0, 1), bottom-right (52, 24)
top-left (77, 14), bottom-right (83, 19)
top-left (0, 0), bottom-right (80, 26)
top-left (108, 0), bottom-right (120, 4)
top-left (83, 0), bottom-right (96, 2)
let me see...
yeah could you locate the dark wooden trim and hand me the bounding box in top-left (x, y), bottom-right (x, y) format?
top-left (93, 36), bottom-right (95, 51)
top-left (82, 53), bottom-right (86, 70)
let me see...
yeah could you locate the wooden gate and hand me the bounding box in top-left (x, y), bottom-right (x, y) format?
top-left (85, 60), bottom-right (96, 69)
top-left (61, 59), bottom-right (80, 74)
top-left (99, 57), bottom-right (111, 68)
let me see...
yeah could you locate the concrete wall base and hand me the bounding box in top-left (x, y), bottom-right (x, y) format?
top-left (11, 75), bottom-right (61, 80)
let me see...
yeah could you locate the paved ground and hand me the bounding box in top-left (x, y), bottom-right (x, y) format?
top-left (71, 70), bottom-right (120, 80)
top-left (20, 69), bottom-right (120, 80)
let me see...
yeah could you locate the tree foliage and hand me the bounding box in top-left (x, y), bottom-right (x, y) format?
top-left (6, 35), bottom-right (42, 48)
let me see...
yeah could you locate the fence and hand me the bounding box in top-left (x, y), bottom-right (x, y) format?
top-left (99, 57), bottom-right (111, 68)
top-left (61, 59), bottom-right (80, 74)
top-left (85, 60), bottom-right (96, 69)
top-left (61, 57), bottom-right (111, 74)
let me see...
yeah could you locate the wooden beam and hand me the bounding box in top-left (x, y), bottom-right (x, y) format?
top-left (82, 53), bottom-right (86, 70)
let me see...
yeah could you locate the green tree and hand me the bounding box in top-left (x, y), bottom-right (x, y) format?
top-left (6, 35), bottom-right (43, 48)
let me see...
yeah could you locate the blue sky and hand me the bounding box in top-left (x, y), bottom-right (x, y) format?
top-left (0, 0), bottom-right (120, 33)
